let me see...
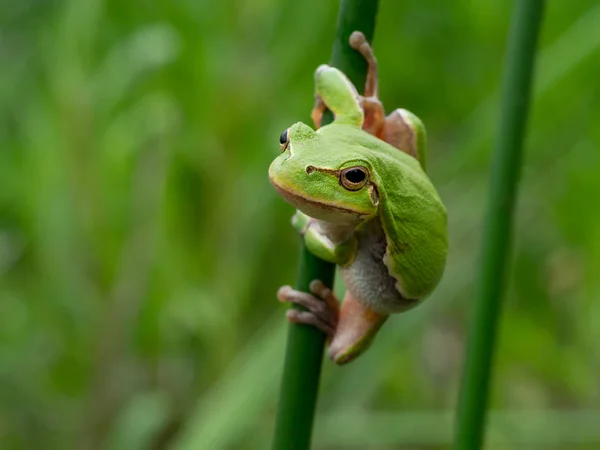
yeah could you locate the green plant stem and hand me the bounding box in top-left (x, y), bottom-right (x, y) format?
top-left (271, 1), bottom-right (378, 449)
top-left (455, 1), bottom-right (545, 449)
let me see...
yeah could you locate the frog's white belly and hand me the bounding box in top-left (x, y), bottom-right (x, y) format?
top-left (340, 218), bottom-right (417, 315)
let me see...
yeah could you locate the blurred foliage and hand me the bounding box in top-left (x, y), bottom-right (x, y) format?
top-left (1, 0), bottom-right (599, 449)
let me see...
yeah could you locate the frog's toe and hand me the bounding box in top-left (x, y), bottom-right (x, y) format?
top-left (277, 283), bottom-right (339, 336)
top-left (277, 285), bottom-right (325, 312)
top-left (286, 309), bottom-right (335, 336)
top-left (309, 280), bottom-right (339, 311)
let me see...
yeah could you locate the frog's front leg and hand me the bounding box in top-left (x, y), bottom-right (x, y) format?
top-left (292, 211), bottom-right (357, 266)
top-left (310, 64), bottom-right (364, 129)
top-left (278, 282), bottom-right (388, 365)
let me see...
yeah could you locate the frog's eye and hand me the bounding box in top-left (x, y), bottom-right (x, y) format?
top-left (279, 128), bottom-right (290, 151)
top-left (340, 166), bottom-right (369, 191)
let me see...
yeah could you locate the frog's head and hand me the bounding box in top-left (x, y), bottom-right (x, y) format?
top-left (269, 122), bottom-right (379, 224)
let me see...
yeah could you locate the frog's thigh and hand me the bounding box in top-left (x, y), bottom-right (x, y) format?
top-left (382, 108), bottom-right (420, 160)
top-left (329, 290), bottom-right (388, 365)
top-left (361, 96), bottom-right (386, 139)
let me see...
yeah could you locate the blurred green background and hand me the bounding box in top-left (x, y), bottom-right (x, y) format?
top-left (1, 0), bottom-right (600, 449)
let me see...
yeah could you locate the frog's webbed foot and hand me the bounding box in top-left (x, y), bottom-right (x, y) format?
top-left (349, 31), bottom-right (378, 98)
top-left (277, 280), bottom-right (339, 337)
top-left (348, 31), bottom-right (385, 136)
top-left (278, 281), bottom-right (389, 365)
top-left (349, 31), bottom-right (426, 167)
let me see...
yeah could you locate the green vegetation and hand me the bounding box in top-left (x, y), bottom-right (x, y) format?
top-left (1, 1), bottom-right (599, 449)
top-left (456, 1), bottom-right (545, 448)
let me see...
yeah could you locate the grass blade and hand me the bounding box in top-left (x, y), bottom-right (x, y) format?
top-left (455, 1), bottom-right (546, 448)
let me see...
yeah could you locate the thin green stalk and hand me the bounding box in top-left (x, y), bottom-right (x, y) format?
top-left (271, 1), bottom-right (378, 449)
top-left (455, 1), bottom-right (545, 449)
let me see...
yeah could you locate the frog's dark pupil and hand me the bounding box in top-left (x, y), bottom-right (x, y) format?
top-left (345, 169), bottom-right (366, 183)
top-left (279, 129), bottom-right (288, 145)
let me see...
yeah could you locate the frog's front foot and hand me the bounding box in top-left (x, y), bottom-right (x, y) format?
top-left (277, 280), bottom-right (339, 337)
top-left (291, 210), bottom-right (311, 235)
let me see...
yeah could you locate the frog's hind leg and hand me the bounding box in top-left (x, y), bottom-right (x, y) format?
top-left (349, 31), bottom-right (426, 168)
top-left (349, 31), bottom-right (378, 98)
top-left (360, 97), bottom-right (387, 139)
top-left (277, 280), bottom-right (388, 365)
top-left (349, 31), bottom-right (386, 138)
top-left (382, 109), bottom-right (426, 167)
top-left (277, 280), bottom-right (339, 337)
top-left (328, 290), bottom-right (388, 364)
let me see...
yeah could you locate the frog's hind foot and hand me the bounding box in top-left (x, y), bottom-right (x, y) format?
top-left (277, 280), bottom-right (339, 337)
top-left (349, 31), bottom-right (378, 98)
top-left (348, 32), bottom-right (388, 142)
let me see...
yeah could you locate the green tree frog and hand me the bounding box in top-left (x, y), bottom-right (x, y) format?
top-left (269, 32), bottom-right (448, 365)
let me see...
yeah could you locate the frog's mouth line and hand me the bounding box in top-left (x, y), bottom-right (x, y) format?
top-left (269, 178), bottom-right (366, 217)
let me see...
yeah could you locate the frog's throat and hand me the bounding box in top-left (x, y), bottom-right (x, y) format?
top-left (270, 181), bottom-right (367, 218)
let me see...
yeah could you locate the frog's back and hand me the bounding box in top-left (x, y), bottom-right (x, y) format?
top-left (321, 123), bottom-right (448, 300)
top-left (318, 124), bottom-right (424, 173)
top-left (370, 145), bottom-right (447, 300)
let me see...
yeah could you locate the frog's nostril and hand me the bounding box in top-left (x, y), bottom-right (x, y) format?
top-left (306, 165), bottom-right (316, 174)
